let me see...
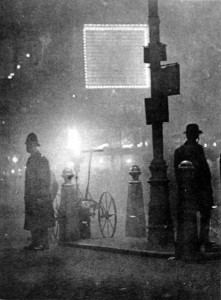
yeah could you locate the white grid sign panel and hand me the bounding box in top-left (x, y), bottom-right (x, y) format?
top-left (83, 24), bottom-right (150, 89)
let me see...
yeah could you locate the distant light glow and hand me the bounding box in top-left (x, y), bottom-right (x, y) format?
top-left (17, 65), bottom-right (21, 69)
top-left (12, 156), bottom-right (18, 164)
top-left (126, 158), bottom-right (132, 164)
top-left (67, 127), bottom-right (81, 156)
top-left (65, 161), bottom-right (74, 170)
top-left (145, 141), bottom-right (149, 147)
top-left (99, 158), bottom-right (105, 164)
top-left (213, 142), bottom-right (217, 147)
top-left (86, 85), bottom-right (149, 89)
top-left (204, 143), bottom-right (208, 148)
top-left (83, 24), bottom-right (150, 89)
top-left (96, 143), bottom-right (109, 150)
top-left (11, 169), bottom-right (15, 174)
top-left (122, 144), bottom-right (134, 149)
top-left (2, 121), bottom-right (5, 125)
top-left (26, 53), bottom-right (30, 58)
top-left (137, 142), bottom-right (143, 148)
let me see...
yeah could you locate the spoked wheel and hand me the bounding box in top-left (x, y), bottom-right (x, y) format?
top-left (98, 192), bottom-right (117, 238)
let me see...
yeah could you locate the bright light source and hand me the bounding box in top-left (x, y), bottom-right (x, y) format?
top-left (12, 156), bottom-right (18, 164)
top-left (137, 142), bottom-right (143, 148)
top-left (65, 161), bottom-right (74, 170)
top-left (213, 142), bottom-right (217, 147)
top-left (17, 65), bottom-right (21, 69)
top-left (126, 158), bottom-right (132, 164)
top-left (204, 143), bottom-right (208, 148)
top-left (83, 24), bottom-right (150, 89)
top-left (122, 144), bottom-right (134, 149)
top-left (96, 143), bottom-right (109, 150)
top-left (145, 141), bottom-right (149, 147)
top-left (11, 169), bottom-right (15, 174)
top-left (7, 75), bottom-right (12, 79)
top-left (26, 53), bottom-right (30, 58)
top-left (67, 127), bottom-right (81, 156)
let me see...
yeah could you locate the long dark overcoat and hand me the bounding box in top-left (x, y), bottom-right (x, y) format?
top-left (174, 140), bottom-right (214, 211)
top-left (24, 151), bottom-right (55, 230)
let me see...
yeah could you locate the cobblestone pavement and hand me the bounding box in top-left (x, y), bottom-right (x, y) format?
top-left (0, 242), bottom-right (220, 299)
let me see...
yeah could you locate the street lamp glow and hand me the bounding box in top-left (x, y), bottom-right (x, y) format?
top-left (126, 158), bottom-right (132, 164)
top-left (12, 156), bottom-right (18, 164)
top-left (99, 158), bottom-right (104, 164)
top-left (137, 142), bottom-right (143, 147)
top-left (122, 143), bottom-right (134, 149)
top-left (67, 127), bottom-right (81, 156)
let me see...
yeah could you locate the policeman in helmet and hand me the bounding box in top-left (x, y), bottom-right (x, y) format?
top-left (24, 133), bottom-right (55, 250)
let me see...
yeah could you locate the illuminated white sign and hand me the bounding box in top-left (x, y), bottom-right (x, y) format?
top-left (83, 24), bottom-right (150, 89)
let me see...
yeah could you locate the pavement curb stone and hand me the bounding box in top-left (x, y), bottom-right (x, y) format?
top-left (66, 237), bottom-right (221, 260)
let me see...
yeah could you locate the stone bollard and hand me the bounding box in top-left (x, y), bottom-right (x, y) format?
top-left (125, 165), bottom-right (146, 237)
top-left (175, 161), bottom-right (198, 261)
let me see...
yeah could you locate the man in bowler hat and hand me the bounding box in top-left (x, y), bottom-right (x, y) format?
top-left (24, 133), bottom-right (55, 250)
top-left (174, 124), bottom-right (215, 252)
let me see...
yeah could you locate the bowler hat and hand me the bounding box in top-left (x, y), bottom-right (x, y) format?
top-left (183, 123), bottom-right (203, 135)
top-left (25, 132), bottom-right (40, 146)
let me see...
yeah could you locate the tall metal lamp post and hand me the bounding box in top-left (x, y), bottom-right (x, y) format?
top-left (144, 0), bottom-right (180, 248)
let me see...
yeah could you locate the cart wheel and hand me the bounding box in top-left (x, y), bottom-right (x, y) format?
top-left (98, 192), bottom-right (117, 238)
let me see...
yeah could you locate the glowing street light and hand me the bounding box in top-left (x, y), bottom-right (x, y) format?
top-left (67, 127), bottom-right (81, 156)
top-left (12, 156), bottom-right (19, 163)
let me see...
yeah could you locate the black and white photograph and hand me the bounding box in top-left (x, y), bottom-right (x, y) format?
top-left (0, 0), bottom-right (220, 299)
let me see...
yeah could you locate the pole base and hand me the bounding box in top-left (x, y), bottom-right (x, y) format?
top-left (147, 161), bottom-right (174, 250)
top-left (147, 225), bottom-right (175, 251)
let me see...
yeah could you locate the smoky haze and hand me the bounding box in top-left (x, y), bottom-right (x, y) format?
top-left (0, 0), bottom-right (221, 242)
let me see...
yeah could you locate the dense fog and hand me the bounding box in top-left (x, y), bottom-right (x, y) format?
top-left (0, 0), bottom-right (221, 242)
